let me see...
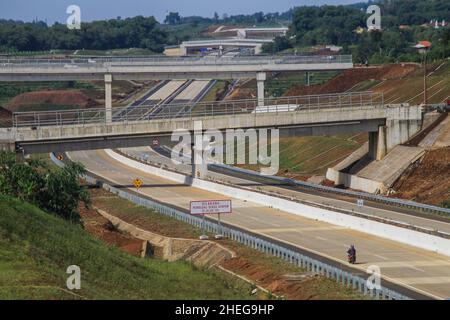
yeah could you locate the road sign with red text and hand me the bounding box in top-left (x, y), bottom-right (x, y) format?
top-left (190, 200), bottom-right (232, 215)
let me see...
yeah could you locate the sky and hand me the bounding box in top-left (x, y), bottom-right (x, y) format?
top-left (0, 0), bottom-right (365, 24)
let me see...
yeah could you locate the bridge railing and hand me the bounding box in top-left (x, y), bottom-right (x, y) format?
top-left (12, 91), bottom-right (383, 128)
top-left (0, 54), bottom-right (353, 69)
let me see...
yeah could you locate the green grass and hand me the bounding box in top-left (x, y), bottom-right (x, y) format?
top-left (14, 104), bottom-right (83, 113)
top-left (199, 80), bottom-right (229, 103)
top-left (90, 188), bottom-right (365, 300)
top-left (74, 48), bottom-right (157, 56)
top-left (235, 133), bottom-right (367, 176)
top-left (0, 194), bottom-right (255, 300)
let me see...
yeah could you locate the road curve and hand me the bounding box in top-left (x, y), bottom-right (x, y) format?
top-left (70, 149), bottom-right (450, 299)
top-left (123, 146), bottom-right (450, 235)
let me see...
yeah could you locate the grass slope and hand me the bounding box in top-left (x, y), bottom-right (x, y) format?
top-left (0, 195), bottom-right (253, 300)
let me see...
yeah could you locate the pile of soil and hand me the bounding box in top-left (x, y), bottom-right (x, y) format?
top-left (0, 106), bottom-right (12, 127)
top-left (225, 88), bottom-right (256, 100)
top-left (222, 257), bottom-right (323, 300)
top-left (392, 147), bottom-right (450, 206)
top-left (285, 64), bottom-right (417, 96)
top-left (6, 90), bottom-right (98, 113)
top-left (78, 204), bottom-right (145, 257)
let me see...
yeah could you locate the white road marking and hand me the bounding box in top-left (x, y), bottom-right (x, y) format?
top-left (373, 254), bottom-right (389, 261)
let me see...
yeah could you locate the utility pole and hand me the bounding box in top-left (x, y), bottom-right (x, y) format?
top-left (413, 40), bottom-right (431, 107)
top-left (423, 50), bottom-right (428, 107)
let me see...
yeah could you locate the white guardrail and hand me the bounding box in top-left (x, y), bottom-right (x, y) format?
top-left (106, 149), bottom-right (450, 256)
top-left (211, 162), bottom-right (450, 217)
top-left (0, 55), bottom-right (353, 68)
top-left (50, 152), bottom-right (413, 300)
top-left (157, 143), bottom-right (450, 218)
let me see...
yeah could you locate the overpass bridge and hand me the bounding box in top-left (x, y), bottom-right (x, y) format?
top-left (0, 55), bottom-right (353, 121)
top-left (179, 39), bottom-right (274, 55)
top-left (210, 27), bottom-right (289, 39)
top-left (0, 92), bottom-right (422, 163)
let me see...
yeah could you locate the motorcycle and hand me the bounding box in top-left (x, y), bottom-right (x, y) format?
top-left (347, 252), bottom-right (356, 264)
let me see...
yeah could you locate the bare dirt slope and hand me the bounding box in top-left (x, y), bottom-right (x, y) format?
top-left (285, 64), bottom-right (417, 96)
top-left (393, 147), bottom-right (450, 206)
top-left (78, 204), bottom-right (145, 257)
top-left (0, 106), bottom-right (12, 127)
top-left (5, 90), bottom-right (98, 113)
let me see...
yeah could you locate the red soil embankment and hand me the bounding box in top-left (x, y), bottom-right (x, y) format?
top-left (78, 204), bottom-right (145, 257)
top-left (285, 64), bottom-right (417, 96)
top-left (6, 90), bottom-right (98, 113)
top-left (393, 147), bottom-right (450, 206)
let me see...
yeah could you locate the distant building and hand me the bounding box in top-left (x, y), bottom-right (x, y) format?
top-left (422, 19), bottom-right (448, 29)
top-left (413, 41), bottom-right (432, 54)
top-left (325, 45), bottom-right (343, 52)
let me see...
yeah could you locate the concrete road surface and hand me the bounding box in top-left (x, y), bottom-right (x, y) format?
top-left (70, 149), bottom-right (450, 299)
top-left (122, 146), bottom-right (450, 235)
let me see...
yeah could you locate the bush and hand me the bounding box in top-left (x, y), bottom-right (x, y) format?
top-left (0, 151), bottom-right (89, 223)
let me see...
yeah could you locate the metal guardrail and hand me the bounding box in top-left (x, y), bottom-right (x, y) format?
top-left (50, 152), bottom-right (412, 300)
top-left (211, 162), bottom-right (450, 217)
top-left (12, 91), bottom-right (383, 128)
top-left (0, 55), bottom-right (353, 68)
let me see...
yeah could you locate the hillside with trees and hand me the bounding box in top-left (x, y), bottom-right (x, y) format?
top-left (0, 16), bottom-right (167, 53)
top-left (280, 0), bottom-right (450, 63)
top-left (0, 0), bottom-right (448, 63)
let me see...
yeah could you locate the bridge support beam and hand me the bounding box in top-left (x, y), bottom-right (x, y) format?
top-left (369, 126), bottom-right (387, 161)
top-left (191, 122), bottom-right (206, 179)
top-left (180, 45), bottom-right (187, 56)
top-left (257, 72), bottom-right (266, 107)
top-left (105, 74), bottom-right (113, 124)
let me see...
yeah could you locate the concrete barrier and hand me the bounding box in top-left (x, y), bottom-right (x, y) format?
top-left (104, 149), bottom-right (450, 257)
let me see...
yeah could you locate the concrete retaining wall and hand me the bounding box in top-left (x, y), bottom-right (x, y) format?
top-left (326, 167), bottom-right (384, 193)
top-left (105, 149), bottom-right (450, 257)
top-left (96, 207), bottom-right (234, 267)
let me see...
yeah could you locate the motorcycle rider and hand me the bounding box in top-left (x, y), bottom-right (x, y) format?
top-left (347, 245), bottom-right (356, 264)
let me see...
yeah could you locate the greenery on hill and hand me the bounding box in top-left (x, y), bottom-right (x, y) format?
top-left (266, 0), bottom-right (450, 63)
top-left (0, 0), bottom-right (448, 63)
top-left (0, 151), bottom-right (89, 222)
top-left (0, 16), bottom-right (167, 53)
top-left (0, 194), bottom-right (253, 299)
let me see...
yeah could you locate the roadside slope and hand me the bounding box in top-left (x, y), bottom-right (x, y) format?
top-left (0, 194), bottom-right (253, 300)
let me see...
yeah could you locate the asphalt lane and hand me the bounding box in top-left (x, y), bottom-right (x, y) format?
top-left (70, 149), bottom-right (450, 299)
top-left (122, 146), bottom-right (450, 235)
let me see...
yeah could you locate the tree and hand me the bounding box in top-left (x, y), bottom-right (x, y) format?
top-left (0, 151), bottom-right (90, 223)
top-left (262, 36), bottom-right (292, 54)
top-left (164, 12), bottom-right (182, 25)
top-left (39, 162), bottom-right (90, 223)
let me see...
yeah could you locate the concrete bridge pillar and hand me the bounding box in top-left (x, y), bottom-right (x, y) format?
top-left (255, 44), bottom-right (263, 55)
top-left (105, 74), bottom-right (113, 124)
top-left (191, 122), bottom-right (206, 179)
top-left (257, 72), bottom-right (266, 107)
top-left (191, 144), bottom-right (207, 179)
top-left (180, 45), bottom-right (187, 56)
top-left (369, 126), bottom-right (388, 161)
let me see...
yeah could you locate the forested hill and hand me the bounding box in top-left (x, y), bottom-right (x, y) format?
top-left (0, 16), bottom-right (167, 53)
top-left (0, 0), bottom-right (449, 62)
top-left (284, 0), bottom-right (450, 63)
